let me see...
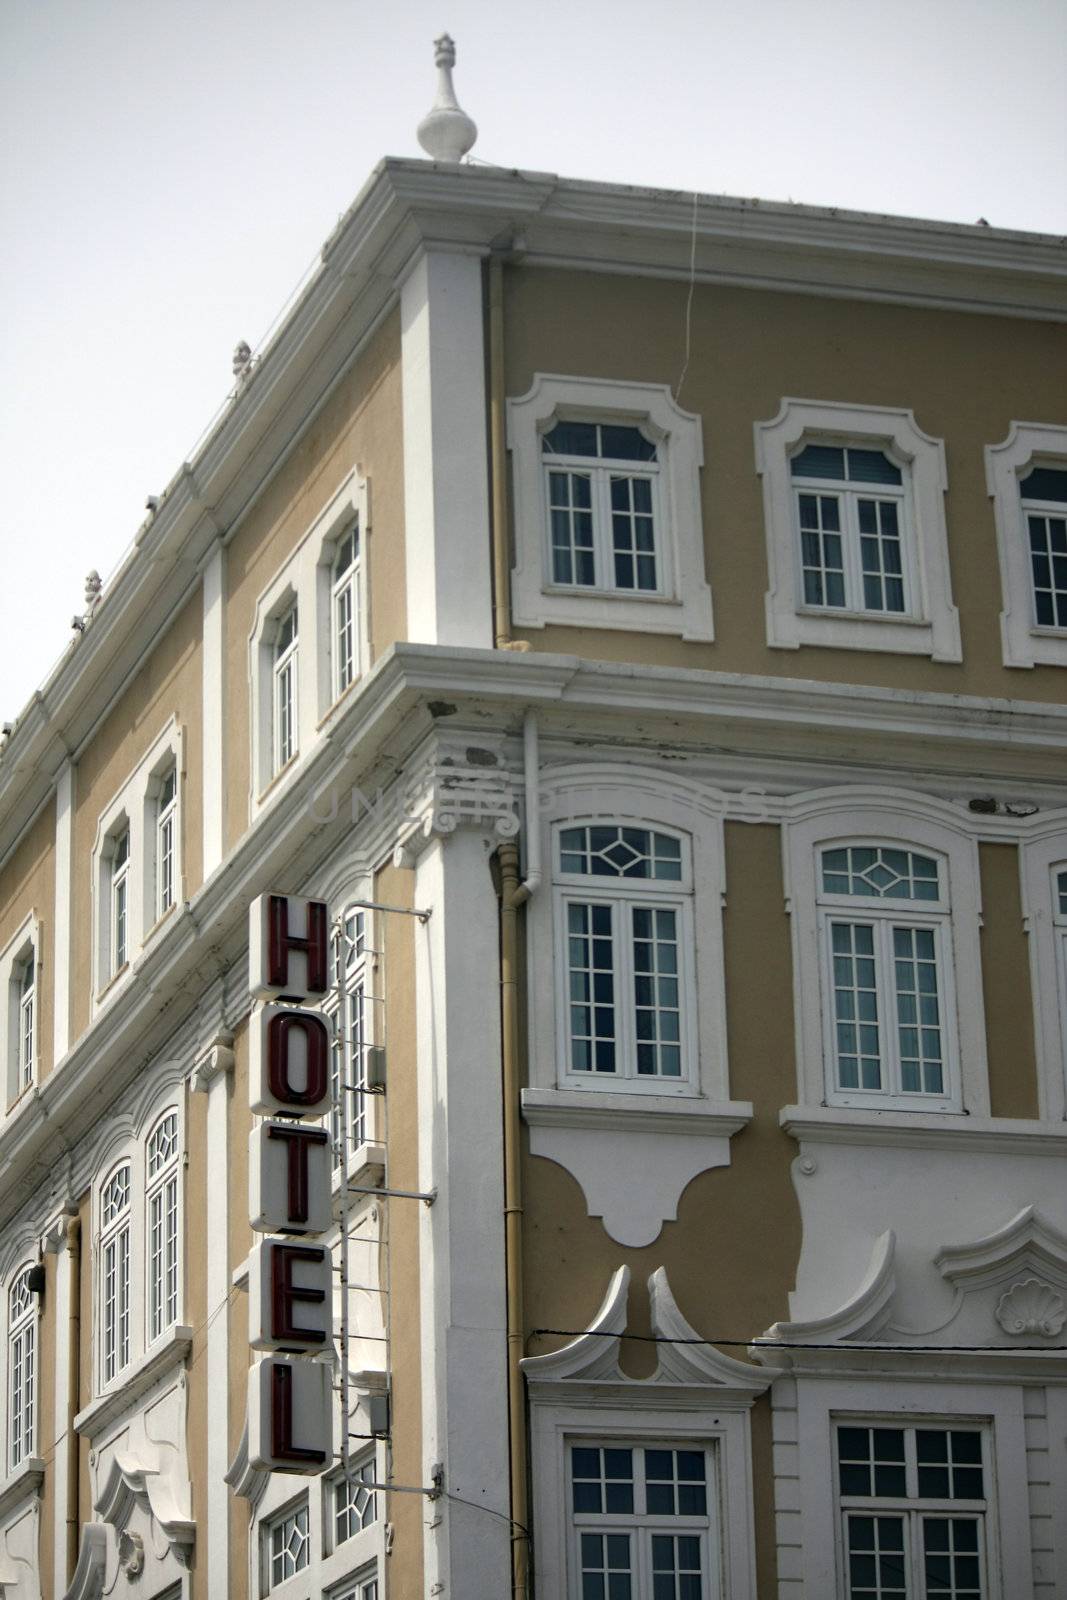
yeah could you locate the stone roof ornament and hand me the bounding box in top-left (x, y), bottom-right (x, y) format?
top-left (417, 34), bottom-right (477, 164)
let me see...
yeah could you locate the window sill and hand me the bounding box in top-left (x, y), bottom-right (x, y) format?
top-left (768, 608), bottom-right (956, 661)
top-left (522, 1087), bottom-right (752, 1136)
top-left (0, 1457), bottom-right (44, 1519)
top-left (74, 1324), bottom-right (193, 1440)
top-left (333, 1140), bottom-right (386, 1211)
top-left (781, 1104), bottom-right (1067, 1154)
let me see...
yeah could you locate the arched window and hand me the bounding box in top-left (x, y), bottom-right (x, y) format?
top-left (100, 1160), bottom-right (132, 1383)
top-left (146, 1110), bottom-right (180, 1343)
top-left (7, 1266), bottom-right (36, 1471)
top-left (554, 823), bottom-right (695, 1090)
top-left (817, 844), bottom-right (955, 1107)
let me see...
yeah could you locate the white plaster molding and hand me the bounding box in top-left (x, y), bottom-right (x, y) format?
top-left (74, 1326), bottom-right (192, 1441)
top-left (223, 1418), bottom-right (269, 1508)
top-left (780, 1105), bottom-right (1067, 1154)
top-left (757, 1232), bottom-right (897, 1353)
top-left (61, 1523), bottom-right (109, 1600)
top-left (935, 1205), bottom-right (1067, 1290)
top-left (754, 396), bottom-right (960, 660)
top-left (189, 1033), bottom-right (235, 1093)
top-left (985, 421), bottom-right (1067, 668)
top-left (93, 1450), bottom-right (194, 1557)
top-left (649, 1269), bottom-right (784, 1391)
top-left (1018, 829), bottom-right (1067, 1122)
top-left (994, 1278), bottom-right (1065, 1338)
top-left (521, 1265), bottom-right (630, 1384)
top-left (521, 1087), bottom-right (752, 1136)
top-left (507, 374), bottom-right (712, 640)
top-left (0, 1461), bottom-right (44, 1524)
top-left (401, 249), bottom-right (492, 648)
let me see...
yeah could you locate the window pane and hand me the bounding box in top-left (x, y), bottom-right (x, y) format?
top-left (567, 904), bottom-right (617, 1073)
top-left (831, 923), bottom-right (882, 1091)
top-left (549, 471), bottom-right (596, 587)
top-left (845, 1514), bottom-right (907, 1599)
top-left (335, 1456), bottom-right (378, 1543)
top-left (798, 492), bottom-right (846, 608)
top-left (611, 475), bottom-right (658, 592)
top-left (859, 498), bottom-right (906, 614)
top-left (631, 907), bottom-right (682, 1076)
top-left (821, 846), bottom-right (939, 901)
top-left (838, 1427), bottom-right (905, 1498)
top-left (268, 1501), bottom-right (310, 1585)
top-left (1020, 465), bottom-right (1067, 503)
top-left (893, 926), bottom-right (943, 1095)
top-left (923, 1517), bottom-right (982, 1598)
top-left (1027, 513), bottom-right (1067, 628)
top-left (571, 1446), bottom-right (634, 1514)
top-left (916, 1430), bottom-right (983, 1500)
top-left (792, 444), bottom-right (847, 480)
top-left (558, 826), bottom-right (682, 881)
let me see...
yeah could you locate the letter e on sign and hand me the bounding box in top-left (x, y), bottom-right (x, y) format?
top-left (249, 1238), bottom-right (330, 1352)
top-left (250, 894), bottom-right (330, 1001)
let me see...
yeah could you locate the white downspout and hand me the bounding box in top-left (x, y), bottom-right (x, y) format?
top-left (513, 710), bottom-right (540, 905)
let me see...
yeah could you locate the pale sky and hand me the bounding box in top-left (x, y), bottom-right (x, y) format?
top-left (1, 0), bottom-right (1064, 724)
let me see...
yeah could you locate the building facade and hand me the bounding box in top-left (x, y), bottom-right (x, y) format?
top-left (0, 124), bottom-right (1065, 1600)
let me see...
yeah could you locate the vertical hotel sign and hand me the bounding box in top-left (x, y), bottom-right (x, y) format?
top-left (246, 893), bottom-right (334, 1473)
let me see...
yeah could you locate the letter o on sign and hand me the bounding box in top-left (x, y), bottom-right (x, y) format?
top-left (250, 1004), bottom-right (332, 1117)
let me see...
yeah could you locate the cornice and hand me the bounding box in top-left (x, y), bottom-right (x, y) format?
top-left (781, 1104), bottom-right (1067, 1155)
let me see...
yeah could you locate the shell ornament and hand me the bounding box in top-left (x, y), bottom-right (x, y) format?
top-left (994, 1277), bottom-right (1066, 1338)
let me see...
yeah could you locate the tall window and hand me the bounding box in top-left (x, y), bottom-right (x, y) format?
top-left (333, 1454), bottom-right (378, 1546)
top-left (556, 824), bottom-right (693, 1089)
top-left (543, 421), bottom-right (661, 594)
top-left (791, 443), bottom-right (908, 615)
top-left (16, 951), bottom-right (34, 1093)
top-left (155, 765), bottom-right (177, 920)
top-left (146, 1110), bottom-right (180, 1343)
top-left (272, 603), bottom-right (298, 774)
top-left (569, 1441), bottom-right (717, 1598)
top-left (110, 828), bottom-right (131, 974)
top-left (836, 1423), bottom-right (988, 1599)
top-left (330, 910), bottom-right (370, 1165)
top-left (332, 524), bottom-right (361, 699)
top-left (7, 1267), bottom-right (36, 1471)
top-left (100, 1161), bottom-right (132, 1383)
top-left (819, 845), bottom-right (956, 1110)
top-left (1020, 463), bottom-right (1067, 630)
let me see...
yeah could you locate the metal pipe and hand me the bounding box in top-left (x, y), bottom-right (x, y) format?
top-left (65, 1214), bottom-right (81, 1584)
top-left (498, 841), bottom-right (530, 1598)
top-left (512, 711), bottom-right (541, 907)
top-left (332, 919), bottom-right (352, 1477)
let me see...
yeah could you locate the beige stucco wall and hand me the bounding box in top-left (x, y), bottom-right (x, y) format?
top-left (375, 862), bottom-right (423, 1598)
top-left (0, 794), bottom-right (56, 1093)
top-left (980, 841), bottom-right (1040, 1119)
top-left (504, 264), bottom-right (1067, 702)
top-left (68, 589), bottom-right (203, 1042)
top-left (223, 309), bottom-right (405, 853)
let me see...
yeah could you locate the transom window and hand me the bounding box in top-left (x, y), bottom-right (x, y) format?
top-left (543, 420), bottom-right (661, 595)
top-left (332, 524), bottom-right (362, 698)
top-left (110, 827), bottom-right (131, 975)
top-left (155, 765), bottom-right (177, 920)
top-left (791, 443), bottom-right (908, 615)
top-left (1020, 463), bottom-right (1067, 630)
top-left (100, 1161), bottom-right (132, 1383)
top-left (146, 1111), bottom-right (180, 1343)
top-left (8, 1267), bottom-right (36, 1472)
top-left (556, 826), bottom-right (693, 1088)
top-left (569, 1442), bottom-right (716, 1599)
top-left (819, 846), bottom-right (956, 1109)
top-left (265, 1497), bottom-right (310, 1589)
top-left (273, 603), bottom-right (299, 775)
top-left (836, 1423), bottom-right (987, 1599)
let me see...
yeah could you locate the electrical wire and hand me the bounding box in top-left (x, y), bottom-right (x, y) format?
top-left (674, 189), bottom-right (699, 401)
top-left (531, 1327), bottom-right (1067, 1355)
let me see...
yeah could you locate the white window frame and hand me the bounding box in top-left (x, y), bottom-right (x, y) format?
top-left (985, 421), bottom-right (1067, 668)
top-left (109, 824), bottom-right (131, 977)
top-left (783, 1378), bottom-right (1032, 1599)
top-left (93, 1095), bottom-right (184, 1398)
top-left (783, 794), bottom-right (988, 1120)
top-left (272, 599), bottom-right (299, 776)
top-left (326, 907), bottom-right (381, 1178)
top-left (248, 1437), bottom-right (386, 1600)
top-left (507, 375), bottom-right (713, 640)
top-left (755, 399), bottom-right (960, 660)
top-left (527, 778), bottom-right (729, 1104)
top-left (6, 1266), bottom-right (37, 1475)
top-left (1018, 823), bottom-right (1067, 1122)
top-left (330, 522), bottom-right (363, 701)
top-left (98, 1158), bottom-right (132, 1387)
top-left (249, 468), bottom-right (371, 815)
top-left (145, 1108), bottom-right (180, 1345)
top-left (152, 760), bottom-right (178, 924)
top-left (816, 844), bottom-right (960, 1113)
top-left (92, 719), bottom-right (183, 1009)
top-left (1, 917), bottom-right (39, 1109)
top-left (262, 1492), bottom-right (311, 1592)
top-left (553, 824), bottom-right (697, 1093)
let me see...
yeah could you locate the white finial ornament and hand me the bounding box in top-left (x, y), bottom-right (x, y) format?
top-left (417, 34), bottom-right (477, 163)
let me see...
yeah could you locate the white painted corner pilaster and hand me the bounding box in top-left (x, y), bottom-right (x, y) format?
top-left (412, 827), bottom-right (510, 1597)
top-left (400, 250), bottom-right (492, 647)
top-left (43, 1208), bottom-right (77, 1592)
top-left (201, 543), bottom-right (226, 876)
top-left (53, 760), bottom-right (74, 1065)
top-left (191, 1032), bottom-right (234, 1594)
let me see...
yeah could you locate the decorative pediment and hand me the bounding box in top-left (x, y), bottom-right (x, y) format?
top-left (755, 1231), bottom-right (896, 1355)
top-left (93, 1450), bottom-right (194, 1556)
top-left (522, 1265), bottom-right (779, 1400)
top-left (935, 1205), bottom-right (1067, 1292)
top-left (60, 1524), bottom-right (108, 1600)
top-left (224, 1417), bottom-right (269, 1508)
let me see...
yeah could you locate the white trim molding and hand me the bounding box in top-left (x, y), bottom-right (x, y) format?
top-left (986, 422), bottom-right (1067, 668)
top-left (1018, 817), bottom-right (1067, 1121)
top-left (755, 398), bottom-right (960, 660)
top-left (507, 375), bottom-right (713, 640)
top-left (522, 1265), bottom-right (779, 1600)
